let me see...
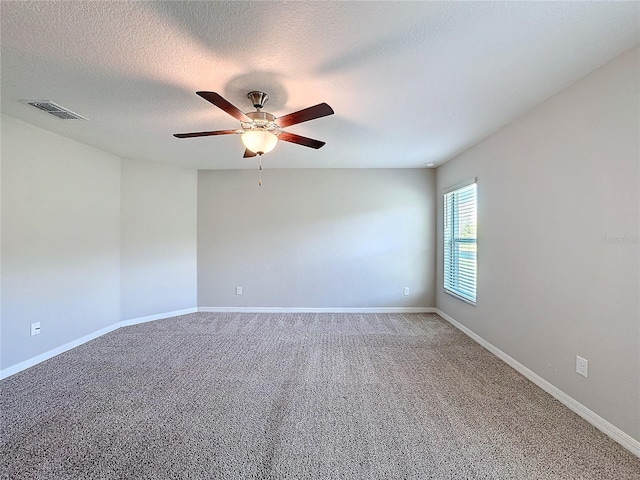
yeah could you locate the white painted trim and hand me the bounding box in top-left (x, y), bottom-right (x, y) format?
top-left (0, 306), bottom-right (432, 378)
top-left (3, 306), bottom-right (435, 379)
top-left (434, 308), bottom-right (640, 458)
top-left (0, 323), bottom-right (120, 380)
top-left (120, 307), bottom-right (198, 327)
top-left (198, 306), bottom-right (436, 313)
top-left (0, 308), bottom-right (198, 380)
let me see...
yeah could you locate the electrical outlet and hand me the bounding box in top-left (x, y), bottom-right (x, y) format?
top-left (236, 286), bottom-right (243, 295)
top-left (30, 322), bottom-right (41, 336)
top-left (403, 287), bottom-right (410, 296)
top-left (576, 355), bottom-right (588, 378)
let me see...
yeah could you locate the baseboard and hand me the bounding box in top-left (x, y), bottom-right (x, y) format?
top-left (120, 307), bottom-right (198, 327)
top-left (198, 306), bottom-right (436, 313)
top-left (0, 322), bottom-right (121, 380)
top-left (1, 307), bottom-right (198, 380)
top-left (434, 308), bottom-right (640, 458)
top-left (0, 307), bottom-right (432, 379)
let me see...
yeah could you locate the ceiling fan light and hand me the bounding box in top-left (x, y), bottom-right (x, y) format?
top-left (241, 130), bottom-right (278, 155)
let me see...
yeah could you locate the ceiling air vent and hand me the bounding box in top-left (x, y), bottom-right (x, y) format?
top-left (22, 100), bottom-right (88, 120)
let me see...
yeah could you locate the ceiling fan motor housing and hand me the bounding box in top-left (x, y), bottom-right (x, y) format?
top-left (243, 111), bottom-right (279, 134)
top-left (246, 111), bottom-right (275, 123)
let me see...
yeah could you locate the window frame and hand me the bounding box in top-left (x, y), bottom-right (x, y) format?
top-left (443, 178), bottom-right (477, 305)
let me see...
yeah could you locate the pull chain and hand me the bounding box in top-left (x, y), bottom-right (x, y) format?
top-left (258, 154), bottom-right (263, 187)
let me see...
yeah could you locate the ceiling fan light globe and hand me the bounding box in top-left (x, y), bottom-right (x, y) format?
top-left (241, 130), bottom-right (278, 155)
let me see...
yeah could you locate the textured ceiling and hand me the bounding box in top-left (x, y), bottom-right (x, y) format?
top-left (1, 1), bottom-right (638, 170)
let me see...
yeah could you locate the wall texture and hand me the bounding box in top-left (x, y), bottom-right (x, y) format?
top-left (120, 159), bottom-right (197, 320)
top-left (198, 168), bottom-right (436, 309)
top-left (1, 115), bottom-right (121, 369)
top-left (436, 47), bottom-right (639, 441)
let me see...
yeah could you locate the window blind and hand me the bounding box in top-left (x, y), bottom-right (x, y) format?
top-left (444, 181), bottom-right (477, 304)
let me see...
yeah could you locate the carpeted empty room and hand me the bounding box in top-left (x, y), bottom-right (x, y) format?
top-left (2, 2), bottom-right (640, 479)
top-left (1, 312), bottom-right (639, 479)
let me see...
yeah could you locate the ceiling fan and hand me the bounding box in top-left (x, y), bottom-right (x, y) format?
top-left (174, 91), bottom-right (334, 158)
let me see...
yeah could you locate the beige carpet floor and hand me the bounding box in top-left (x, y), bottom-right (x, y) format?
top-left (1, 312), bottom-right (639, 479)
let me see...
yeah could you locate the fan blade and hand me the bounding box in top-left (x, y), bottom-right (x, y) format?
top-left (243, 149), bottom-right (257, 158)
top-left (276, 103), bottom-right (334, 128)
top-left (174, 129), bottom-right (238, 138)
top-left (196, 91), bottom-right (251, 122)
top-left (278, 132), bottom-right (326, 149)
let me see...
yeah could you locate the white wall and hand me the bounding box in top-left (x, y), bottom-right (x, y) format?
top-left (120, 159), bottom-right (197, 320)
top-left (198, 168), bottom-right (435, 309)
top-left (436, 47), bottom-right (640, 442)
top-left (1, 116), bottom-right (200, 374)
top-left (1, 115), bottom-right (121, 369)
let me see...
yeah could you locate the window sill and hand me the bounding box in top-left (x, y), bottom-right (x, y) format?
top-left (444, 289), bottom-right (476, 306)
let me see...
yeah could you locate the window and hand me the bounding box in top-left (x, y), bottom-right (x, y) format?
top-left (444, 179), bottom-right (477, 305)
